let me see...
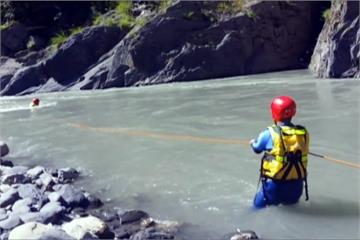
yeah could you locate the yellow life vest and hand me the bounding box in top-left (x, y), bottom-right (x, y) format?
top-left (261, 125), bottom-right (309, 181)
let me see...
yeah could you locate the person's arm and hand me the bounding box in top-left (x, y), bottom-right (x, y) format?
top-left (250, 129), bottom-right (271, 154)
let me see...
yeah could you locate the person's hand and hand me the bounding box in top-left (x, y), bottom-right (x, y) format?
top-left (249, 139), bottom-right (255, 145)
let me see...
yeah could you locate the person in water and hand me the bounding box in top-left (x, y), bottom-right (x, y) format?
top-left (30, 98), bottom-right (40, 108)
top-left (250, 96), bottom-right (309, 208)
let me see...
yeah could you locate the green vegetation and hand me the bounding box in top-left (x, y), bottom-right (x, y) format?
top-left (322, 8), bottom-right (331, 22)
top-left (245, 9), bottom-right (256, 19)
top-left (159, 0), bottom-right (172, 12)
top-left (69, 26), bottom-right (83, 35)
top-left (92, 1), bottom-right (135, 29)
top-left (116, 1), bottom-right (135, 28)
top-left (50, 26), bottom-right (84, 49)
top-left (217, 0), bottom-right (245, 14)
top-left (0, 21), bottom-right (14, 30)
top-left (50, 31), bottom-right (68, 49)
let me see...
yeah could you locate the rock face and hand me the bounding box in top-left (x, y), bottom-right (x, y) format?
top-left (1, 1), bottom-right (329, 95)
top-left (310, 0), bottom-right (360, 78)
top-left (1, 26), bottom-right (127, 96)
top-left (98, 1), bottom-right (319, 88)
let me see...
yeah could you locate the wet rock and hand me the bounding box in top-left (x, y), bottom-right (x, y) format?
top-left (8, 222), bottom-right (73, 240)
top-left (39, 201), bottom-right (65, 224)
top-left (0, 160), bottom-right (14, 167)
top-left (54, 184), bottom-right (89, 209)
top-left (84, 192), bottom-right (103, 209)
top-left (39, 172), bottom-right (55, 190)
top-left (0, 188), bottom-right (20, 208)
top-left (58, 167), bottom-right (79, 183)
top-left (1, 166), bottom-right (29, 184)
top-left (62, 215), bottom-right (114, 239)
top-left (17, 184), bottom-right (44, 210)
top-left (0, 209), bottom-right (7, 222)
top-left (11, 198), bottom-right (32, 214)
top-left (0, 63), bottom-right (49, 96)
top-left (19, 211), bottom-right (44, 223)
top-left (118, 210), bottom-right (149, 224)
top-left (0, 184), bottom-right (11, 194)
top-left (47, 191), bottom-right (62, 203)
top-left (0, 231), bottom-right (9, 240)
top-left (26, 166), bottom-right (45, 180)
top-left (0, 213), bottom-right (21, 230)
top-left (222, 230), bottom-right (259, 240)
top-left (0, 142), bottom-right (10, 158)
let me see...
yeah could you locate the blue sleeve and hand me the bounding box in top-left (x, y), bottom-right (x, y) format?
top-left (251, 129), bottom-right (272, 154)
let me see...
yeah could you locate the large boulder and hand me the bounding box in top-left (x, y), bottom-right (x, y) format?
top-left (310, 0), bottom-right (360, 78)
top-left (8, 222), bottom-right (73, 240)
top-left (1, 26), bottom-right (127, 96)
top-left (96, 1), bottom-right (320, 88)
top-left (62, 215), bottom-right (114, 239)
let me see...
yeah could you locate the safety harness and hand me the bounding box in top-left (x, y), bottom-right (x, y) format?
top-left (259, 124), bottom-right (309, 201)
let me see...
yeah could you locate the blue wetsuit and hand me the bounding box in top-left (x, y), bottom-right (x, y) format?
top-left (251, 121), bottom-right (304, 208)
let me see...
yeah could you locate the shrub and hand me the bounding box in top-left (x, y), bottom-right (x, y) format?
top-left (322, 8), bottom-right (331, 22)
top-left (217, 0), bottom-right (245, 14)
top-left (158, 0), bottom-right (172, 12)
top-left (50, 31), bottom-right (68, 49)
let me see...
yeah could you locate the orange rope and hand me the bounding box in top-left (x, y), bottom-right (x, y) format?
top-left (68, 122), bottom-right (360, 170)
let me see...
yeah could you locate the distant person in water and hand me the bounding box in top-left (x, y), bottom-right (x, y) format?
top-left (30, 98), bottom-right (40, 108)
top-left (250, 96), bottom-right (309, 208)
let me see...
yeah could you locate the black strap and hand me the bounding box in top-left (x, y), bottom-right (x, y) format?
top-left (304, 176), bottom-right (309, 201)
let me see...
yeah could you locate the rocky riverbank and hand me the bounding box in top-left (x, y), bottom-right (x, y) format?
top-left (0, 141), bottom-right (259, 240)
top-left (3, 0), bottom-right (352, 96)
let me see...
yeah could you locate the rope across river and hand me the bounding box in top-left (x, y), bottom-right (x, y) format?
top-left (68, 122), bottom-right (360, 170)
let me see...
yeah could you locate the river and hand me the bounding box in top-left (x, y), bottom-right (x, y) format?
top-left (0, 70), bottom-right (359, 239)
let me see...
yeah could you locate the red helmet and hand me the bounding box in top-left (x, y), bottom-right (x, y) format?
top-left (270, 96), bottom-right (296, 121)
top-left (32, 98), bottom-right (40, 106)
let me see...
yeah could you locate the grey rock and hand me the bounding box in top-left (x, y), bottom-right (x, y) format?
top-left (0, 188), bottom-right (20, 208)
top-left (11, 198), bottom-right (32, 214)
top-left (0, 141), bottom-right (10, 157)
top-left (62, 215), bottom-right (113, 239)
top-left (0, 160), bottom-right (13, 167)
top-left (84, 192), bottom-right (103, 209)
top-left (39, 227), bottom-right (75, 240)
top-left (55, 184), bottom-right (89, 209)
top-left (39, 172), bottom-right (55, 190)
top-left (0, 213), bottom-right (22, 230)
top-left (58, 167), bottom-right (79, 183)
top-left (8, 222), bottom-right (73, 239)
top-left (47, 192), bottom-right (62, 203)
top-left (39, 201), bottom-right (64, 224)
top-left (1, 166), bottom-right (29, 184)
top-left (0, 57), bottom-right (22, 89)
top-left (105, 1), bottom-right (317, 88)
top-left (26, 166), bottom-right (45, 180)
top-left (118, 210), bottom-right (149, 224)
top-left (17, 184), bottom-right (44, 211)
top-left (0, 63), bottom-right (48, 96)
top-left (19, 212), bottom-right (45, 224)
top-left (222, 230), bottom-right (259, 240)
